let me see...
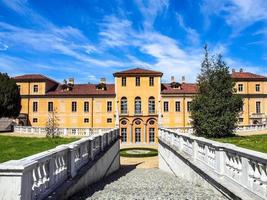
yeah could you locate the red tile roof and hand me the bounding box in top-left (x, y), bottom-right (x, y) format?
top-left (161, 83), bottom-right (198, 94)
top-left (231, 72), bottom-right (267, 80)
top-left (46, 84), bottom-right (115, 96)
top-left (13, 74), bottom-right (58, 83)
top-left (113, 67), bottom-right (163, 77)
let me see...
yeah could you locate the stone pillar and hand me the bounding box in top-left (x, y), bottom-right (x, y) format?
top-left (214, 147), bottom-right (225, 175)
top-left (69, 145), bottom-right (77, 178)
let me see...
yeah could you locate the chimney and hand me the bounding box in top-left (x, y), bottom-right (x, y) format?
top-left (68, 78), bottom-right (74, 85)
top-left (240, 68), bottom-right (243, 72)
top-left (100, 78), bottom-right (106, 84)
top-left (171, 76), bottom-right (175, 83)
top-left (232, 69), bottom-right (236, 73)
top-left (182, 76), bottom-right (185, 83)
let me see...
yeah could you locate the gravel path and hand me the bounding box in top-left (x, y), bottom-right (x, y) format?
top-left (70, 166), bottom-right (227, 200)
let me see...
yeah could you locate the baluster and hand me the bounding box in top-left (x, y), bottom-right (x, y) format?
top-left (32, 168), bottom-right (39, 198)
top-left (54, 157), bottom-right (59, 182)
top-left (248, 160), bottom-right (255, 188)
top-left (259, 163), bottom-right (267, 197)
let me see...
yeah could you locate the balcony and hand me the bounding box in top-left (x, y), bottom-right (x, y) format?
top-left (250, 113), bottom-right (266, 119)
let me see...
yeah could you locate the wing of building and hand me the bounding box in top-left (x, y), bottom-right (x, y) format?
top-left (14, 68), bottom-right (267, 144)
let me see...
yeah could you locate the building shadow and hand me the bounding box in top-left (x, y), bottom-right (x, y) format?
top-left (68, 162), bottom-right (143, 200)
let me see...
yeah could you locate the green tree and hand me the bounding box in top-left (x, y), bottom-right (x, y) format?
top-left (0, 73), bottom-right (21, 118)
top-left (191, 46), bottom-right (243, 138)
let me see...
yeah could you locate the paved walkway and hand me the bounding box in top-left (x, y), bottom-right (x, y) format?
top-left (71, 147), bottom-right (226, 200)
top-left (70, 167), bottom-right (227, 200)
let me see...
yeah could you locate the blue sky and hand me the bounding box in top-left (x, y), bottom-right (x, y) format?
top-left (0, 0), bottom-right (267, 83)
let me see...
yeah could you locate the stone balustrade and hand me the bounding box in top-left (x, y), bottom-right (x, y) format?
top-left (158, 128), bottom-right (267, 200)
top-left (167, 124), bottom-right (267, 135)
top-left (14, 125), bottom-right (113, 137)
top-left (235, 124), bottom-right (267, 132)
top-left (0, 128), bottom-right (119, 200)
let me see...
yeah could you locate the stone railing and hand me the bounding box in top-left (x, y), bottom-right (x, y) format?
top-left (166, 124), bottom-right (267, 135)
top-left (0, 128), bottom-right (119, 200)
top-left (159, 128), bottom-right (267, 200)
top-left (236, 124), bottom-right (267, 132)
top-left (166, 127), bottom-right (194, 134)
top-left (14, 125), bottom-right (113, 137)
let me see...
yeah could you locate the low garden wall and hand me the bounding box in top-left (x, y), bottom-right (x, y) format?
top-left (14, 125), bottom-right (112, 137)
top-left (158, 127), bottom-right (267, 200)
top-left (167, 124), bottom-right (267, 134)
top-left (0, 128), bottom-right (120, 200)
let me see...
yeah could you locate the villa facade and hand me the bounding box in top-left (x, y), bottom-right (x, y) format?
top-left (14, 68), bottom-right (267, 144)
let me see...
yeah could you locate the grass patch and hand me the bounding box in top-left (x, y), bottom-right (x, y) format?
top-left (120, 147), bottom-right (158, 158)
top-left (213, 134), bottom-right (267, 154)
top-left (0, 135), bottom-right (78, 163)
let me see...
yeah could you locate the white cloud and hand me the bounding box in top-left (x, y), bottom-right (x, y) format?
top-left (134, 0), bottom-right (169, 30)
top-left (99, 15), bottom-right (203, 82)
top-left (1, 0), bottom-right (29, 14)
top-left (0, 41), bottom-right (8, 51)
top-left (99, 16), bottom-right (133, 47)
top-left (176, 14), bottom-right (199, 45)
top-left (201, 0), bottom-right (267, 35)
top-left (87, 75), bottom-right (98, 82)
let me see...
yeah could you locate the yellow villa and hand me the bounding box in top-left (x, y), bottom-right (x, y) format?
top-left (14, 68), bottom-right (267, 144)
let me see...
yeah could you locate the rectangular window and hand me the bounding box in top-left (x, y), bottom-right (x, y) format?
top-left (148, 98), bottom-right (155, 114)
top-left (256, 84), bottom-right (260, 92)
top-left (33, 102), bottom-right (38, 112)
top-left (121, 128), bottom-right (127, 142)
top-left (84, 118), bottom-right (89, 123)
top-left (48, 102), bottom-right (53, 112)
top-left (238, 84), bottom-right (243, 92)
top-left (149, 77), bottom-right (154, 86)
top-left (33, 118), bottom-right (38, 123)
top-left (175, 101), bottom-right (181, 112)
top-left (187, 102), bottom-right (192, 112)
top-left (135, 128), bottom-right (141, 142)
top-left (149, 128), bottom-right (155, 143)
top-left (17, 85), bottom-right (21, 92)
top-left (107, 101), bottom-right (112, 112)
top-left (163, 101), bottom-right (169, 112)
top-left (84, 101), bottom-right (89, 112)
top-left (107, 118), bottom-right (112, 123)
top-left (122, 77), bottom-right (126, 86)
top-left (136, 77), bottom-right (140, 86)
top-left (33, 85), bottom-right (38, 93)
top-left (72, 101), bottom-right (77, 112)
top-left (256, 101), bottom-right (261, 114)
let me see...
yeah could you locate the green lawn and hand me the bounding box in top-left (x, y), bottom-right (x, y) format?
top-left (213, 134), bottom-right (267, 153)
top-left (0, 135), bottom-right (78, 163)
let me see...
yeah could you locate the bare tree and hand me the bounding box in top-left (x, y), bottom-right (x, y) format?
top-left (45, 108), bottom-right (59, 138)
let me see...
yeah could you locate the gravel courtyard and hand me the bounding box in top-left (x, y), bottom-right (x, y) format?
top-left (71, 166), bottom-right (227, 200)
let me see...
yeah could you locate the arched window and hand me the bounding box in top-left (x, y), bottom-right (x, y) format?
top-left (148, 97), bottom-right (155, 114)
top-left (121, 97), bottom-right (127, 114)
top-left (135, 97), bottom-right (142, 114)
